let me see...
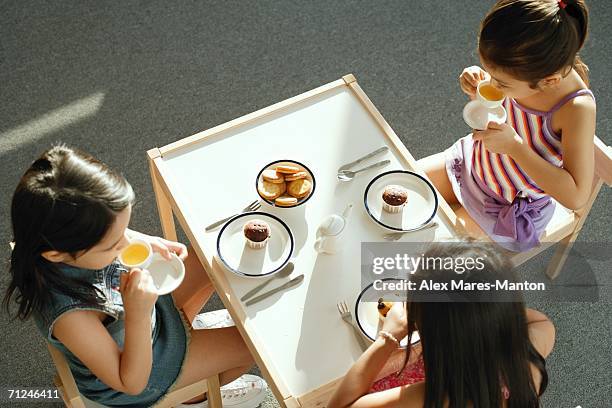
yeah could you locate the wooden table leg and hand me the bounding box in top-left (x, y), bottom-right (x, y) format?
top-left (148, 149), bottom-right (223, 407)
top-left (147, 149), bottom-right (178, 241)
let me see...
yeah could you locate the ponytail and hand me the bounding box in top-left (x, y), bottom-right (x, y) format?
top-left (562, 0), bottom-right (590, 85)
top-left (5, 242), bottom-right (102, 320)
top-left (574, 55), bottom-right (590, 86)
top-left (3, 145), bottom-right (134, 320)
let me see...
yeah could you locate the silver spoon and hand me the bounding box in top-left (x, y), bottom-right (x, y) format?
top-left (240, 262), bottom-right (294, 301)
top-left (383, 222), bottom-right (439, 241)
top-left (337, 160), bottom-right (391, 181)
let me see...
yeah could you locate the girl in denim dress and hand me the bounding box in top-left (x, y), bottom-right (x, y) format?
top-left (4, 145), bottom-right (266, 407)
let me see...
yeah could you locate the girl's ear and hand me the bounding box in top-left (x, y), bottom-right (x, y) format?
top-left (41, 250), bottom-right (71, 263)
top-left (538, 73), bottom-right (563, 89)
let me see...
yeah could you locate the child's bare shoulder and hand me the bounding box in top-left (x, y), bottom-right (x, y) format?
top-left (53, 309), bottom-right (108, 339)
top-left (559, 91), bottom-right (596, 118)
top-left (556, 91), bottom-right (596, 133)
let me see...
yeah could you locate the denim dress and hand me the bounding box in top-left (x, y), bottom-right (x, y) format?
top-left (33, 261), bottom-right (190, 407)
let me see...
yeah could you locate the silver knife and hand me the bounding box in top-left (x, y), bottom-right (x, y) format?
top-left (338, 146), bottom-right (389, 172)
top-left (245, 274), bottom-right (304, 306)
top-left (240, 262), bottom-right (294, 301)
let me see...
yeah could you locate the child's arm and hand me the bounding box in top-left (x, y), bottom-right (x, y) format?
top-left (512, 97), bottom-right (595, 209)
top-left (525, 308), bottom-right (556, 359)
top-left (328, 303), bottom-right (409, 408)
top-left (474, 96), bottom-right (596, 209)
top-left (53, 268), bottom-right (158, 395)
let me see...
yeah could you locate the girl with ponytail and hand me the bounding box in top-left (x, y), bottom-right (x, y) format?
top-left (4, 145), bottom-right (267, 407)
top-left (419, 0), bottom-right (596, 252)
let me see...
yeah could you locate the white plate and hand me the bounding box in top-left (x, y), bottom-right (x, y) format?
top-left (364, 170), bottom-right (438, 232)
top-left (255, 159), bottom-right (316, 208)
top-left (354, 279), bottom-right (420, 347)
top-left (463, 100), bottom-right (507, 131)
top-left (147, 252), bottom-right (185, 295)
top-left (217, 212), bottom-right (294, 277)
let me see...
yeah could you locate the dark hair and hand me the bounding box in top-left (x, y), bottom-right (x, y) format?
top-left (479, 0), bottom-right (590, 87)
top-left (404, 242), bottom-right (548, 408)
top-left (3, 144), bottom-right (135, 320)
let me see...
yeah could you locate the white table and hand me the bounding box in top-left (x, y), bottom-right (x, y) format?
top-left (147, 74), bottom-right (459, 407)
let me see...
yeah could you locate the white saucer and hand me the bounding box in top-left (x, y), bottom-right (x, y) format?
top-left (364, 170), bottom-right (438, 232)
top-left (216, 212), bottom-right (294, 277)
top-left (354, 279), bottom-right (420, 347)
top-left (463, 100), bottom-right (507, 130)
top-left (147, 252), bottom-right (185, 295)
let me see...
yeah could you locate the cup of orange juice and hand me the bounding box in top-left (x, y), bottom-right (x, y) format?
top-left (118, 239), bottom-right (153, 269)
top-left (476, 80), bottom-right (505, 108)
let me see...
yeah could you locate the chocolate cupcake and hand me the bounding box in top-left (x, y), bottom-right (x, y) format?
top-left (243, 220), bottom-right (271, 249)
top-left (382, 185), bottom-right (408, 213)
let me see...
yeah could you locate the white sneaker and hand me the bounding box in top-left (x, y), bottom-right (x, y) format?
top-left (177, 374), bottom-right (267, 408)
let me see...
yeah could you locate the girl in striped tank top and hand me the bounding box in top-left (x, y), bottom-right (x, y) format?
top-left (420, 0), bottom-right (596, 252)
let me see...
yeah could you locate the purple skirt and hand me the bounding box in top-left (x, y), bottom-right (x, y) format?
top-left (444, 136), bottom-right (555, 252)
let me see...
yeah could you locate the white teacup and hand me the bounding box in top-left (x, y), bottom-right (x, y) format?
top-left (476, 80), bottom-right (505, 108)
top-left (118, 239), bottom-right (153, 269)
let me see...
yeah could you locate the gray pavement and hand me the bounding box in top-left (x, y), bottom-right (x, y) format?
top-left (1, 1), bottom-right (611, 407)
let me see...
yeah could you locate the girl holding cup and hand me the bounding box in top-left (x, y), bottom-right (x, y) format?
top-left (4, 145), bottom-right (267, 407)
top-left (419, 0), bottom-right (596, 252)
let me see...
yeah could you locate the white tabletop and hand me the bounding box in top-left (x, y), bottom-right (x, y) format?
top-left (160, 85), bottom-right (456, 398)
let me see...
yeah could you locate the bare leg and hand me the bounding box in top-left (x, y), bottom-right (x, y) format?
top-left (418, 153), bottom-right (490, 239)
top-left (170, 246), bottom-right (255, 404)
top-left (172, 246), bottom-right (216, 323)
top-left (416, 152), bottom-right (458, 205)
top-left (173, 326), bottom-right (255, 403)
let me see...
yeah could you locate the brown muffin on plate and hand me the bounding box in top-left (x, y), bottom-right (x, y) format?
top-left (382, 185), bottom-right (408, 213)
top-left (243, 220), bottom-right (271, 249)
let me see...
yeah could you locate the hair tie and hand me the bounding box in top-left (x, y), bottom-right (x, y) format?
top-left (558, 0), bottom-right (567, 9)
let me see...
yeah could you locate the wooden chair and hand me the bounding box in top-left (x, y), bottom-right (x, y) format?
top-left (452, 136), bottom-right (612, 279)
top-left (3, 244), bottom-right (222, 408)
top-left (47, 342), bottom-right (223, 408)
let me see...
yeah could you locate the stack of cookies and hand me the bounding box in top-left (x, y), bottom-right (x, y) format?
top-left (257, 164), bottom-right (313, 207)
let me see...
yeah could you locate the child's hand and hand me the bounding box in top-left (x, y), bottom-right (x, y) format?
top-left (473, 122), bottom-right (525, 156)
top-left (127, 229), bottom-right (188, 261)
top-left (119, 268), bottom-right (158, 318)
top-left (148, 237), bottom-right (188, 261)
top-left (381, 302), bottom-right (408, 341)
top-left (459, 66), bottom-right (489, 99)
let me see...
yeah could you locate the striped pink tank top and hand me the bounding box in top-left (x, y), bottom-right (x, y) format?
top-left (471, 89), bottom-right (594, 203)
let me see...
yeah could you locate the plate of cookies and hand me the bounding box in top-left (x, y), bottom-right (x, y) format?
top-left (216, 212), bottom-right (294, 277)
top-left (354, 279), bottom-right (420, 347)
top-left (364, 170), bottom-right (438, 232)
top-left (256, 160), bottom-right (315, 208)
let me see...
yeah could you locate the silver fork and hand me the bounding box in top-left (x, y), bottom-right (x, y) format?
top-left (205, 200), bottom-right (261, 231)
top-left (337, 301), bottom-right (370, 351)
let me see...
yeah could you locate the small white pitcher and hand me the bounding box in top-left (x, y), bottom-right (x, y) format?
top-left (314, 203), bottom-right (353, 255)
